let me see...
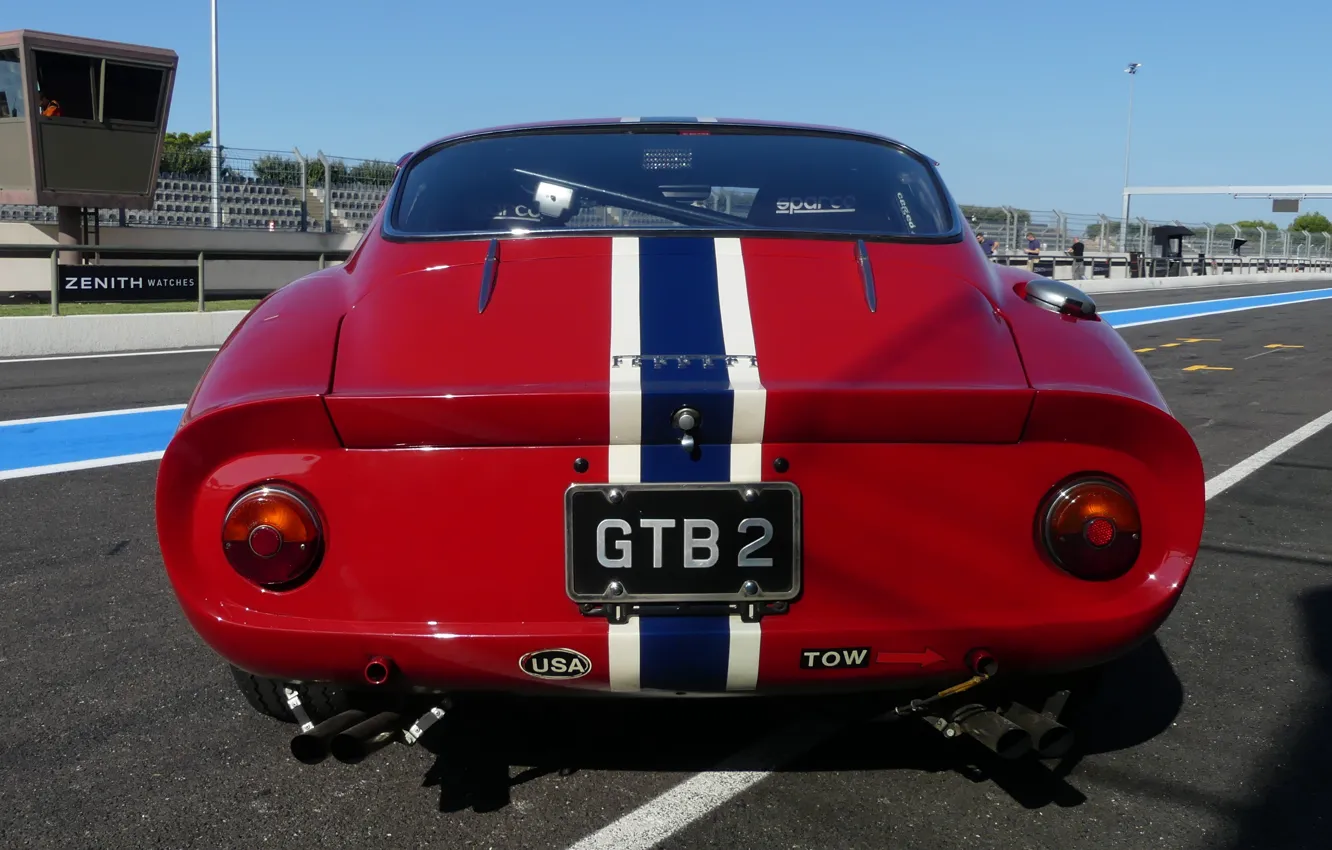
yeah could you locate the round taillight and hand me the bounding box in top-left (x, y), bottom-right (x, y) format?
top-left (1039, 477), bottom-right (1141, 581)
top-left (222, 485), bottom-right (323, 588)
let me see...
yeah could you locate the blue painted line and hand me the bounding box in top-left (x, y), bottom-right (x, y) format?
top-left (636, 237), bottom-right (734, 692)
top-left (0, 407), bottom-right (182, 473)
top-left (1101, 286), bottom-right (1332, 328)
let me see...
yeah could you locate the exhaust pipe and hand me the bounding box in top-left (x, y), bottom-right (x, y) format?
top-left (290, 709), bottom-right (370, 765)
top-left (953, 706), bottom-right (1032, 759)
top-left (364, 656), bottom-right (392, 686)
top-left (1003, 702), bottom-right (1074, 759)
top-left (330, 711), bottom-right (403, 764)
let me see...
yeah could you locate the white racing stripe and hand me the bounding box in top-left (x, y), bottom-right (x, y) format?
top-left (607, 617), bottom-right (641, 692)
top-left (563, 406), bottom-right (1332, 850)
top-left (714, 237), bottom-right (766, 483)
top-left (0, 348), bottom-right (219, 365)
top-left (714, 237), bottom-right (766, 692)
top-left (725, 614), bottom-right (761, 691)
top-left (606, 236), bottom-right (643, 690)
top-left (608, 237), bottom-right (642, 484)
top-left (0, 451), bottom-right (166, 481)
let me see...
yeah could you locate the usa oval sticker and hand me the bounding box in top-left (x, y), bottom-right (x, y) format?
top-left (519, 648), bottom-right (591, 679)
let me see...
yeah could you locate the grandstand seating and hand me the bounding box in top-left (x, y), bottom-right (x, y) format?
top-left (0, 172), bottom-right (390, 233)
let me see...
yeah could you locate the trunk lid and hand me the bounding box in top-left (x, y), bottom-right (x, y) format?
top-left (324, 235), bottom-right (1033, 448)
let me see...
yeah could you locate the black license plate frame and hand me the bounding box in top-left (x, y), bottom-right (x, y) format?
top-left (564, 481), bottom-right (802, 605)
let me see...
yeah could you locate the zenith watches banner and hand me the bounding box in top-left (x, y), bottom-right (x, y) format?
top-left (57, 264), bottom-right (199, 302)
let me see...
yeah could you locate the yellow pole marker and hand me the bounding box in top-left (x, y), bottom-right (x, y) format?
top-left (1159, 343), bottom-right (1182, 348)
top-left (1183, 365), bottom-right (1234, 372)
top-left (1177, 338), bottom-right (1221, 343)
top-left (1263, 344), bottom-right (1304, 349)
top-left (1134, 347), bottom-right (1155, 353)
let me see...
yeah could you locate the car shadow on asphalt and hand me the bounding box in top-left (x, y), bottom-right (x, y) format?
top-left (414, 636), bottom-right (1182, 814)
top-left (1223, 586), bottom-right (1332, 850)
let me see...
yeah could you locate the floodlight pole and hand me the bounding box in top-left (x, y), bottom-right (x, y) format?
top-left (210, 0), bottom-right (221, 229)
top-left (317, 150), bottom-right (331, 232)
top-left (1119, 62), bottom-right (1141, 251)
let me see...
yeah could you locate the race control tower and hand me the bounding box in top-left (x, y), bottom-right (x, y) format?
top-left (0, 30), bottom-right (178, 255)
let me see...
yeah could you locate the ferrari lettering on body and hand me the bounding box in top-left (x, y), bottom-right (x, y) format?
top-left (800, 648), bottom-right (872, 669)
top-left (595, 517), bottom-right (775, 569)
top-left (610, 354), bottom-right (758, 369)
top-left (518, 648), bottom-right (592, 679)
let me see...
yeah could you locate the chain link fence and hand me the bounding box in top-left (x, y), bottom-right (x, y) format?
top-left (962, 206), bottom-right (1332, 260)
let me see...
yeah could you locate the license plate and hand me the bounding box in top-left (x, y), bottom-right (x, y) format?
top-left (564, 482), bottom-right (801, 604)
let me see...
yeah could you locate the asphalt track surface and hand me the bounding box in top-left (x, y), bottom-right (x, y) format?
top-left (2, 279), bottom-right (1331, 849)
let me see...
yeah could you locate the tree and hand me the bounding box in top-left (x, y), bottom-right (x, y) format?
top-left (1289, 212), bottom-right (1332, 233)
top-left (161, 130), bottom-right (223, 177)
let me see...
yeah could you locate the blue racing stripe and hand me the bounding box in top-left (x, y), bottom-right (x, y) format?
top-left (636, 237), bottom-right (734, 692)
top-left (0, 408), bottom-right (182, 473)
top-left (639, 614), bottom-right (730, 692)
top-left (638, 237), bottom-right (733, 481)
top-left (1101, 286), bottom-right (1332, 328)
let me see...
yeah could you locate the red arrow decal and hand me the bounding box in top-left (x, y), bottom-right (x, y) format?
top-left (876, 648), bottom-right (945, 667)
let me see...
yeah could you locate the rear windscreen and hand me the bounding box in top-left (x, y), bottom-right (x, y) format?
top-left (390, 128), bottom-right (954, 238)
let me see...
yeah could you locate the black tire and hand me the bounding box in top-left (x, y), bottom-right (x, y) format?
top-left (229, 665), bottom-right (353, 724)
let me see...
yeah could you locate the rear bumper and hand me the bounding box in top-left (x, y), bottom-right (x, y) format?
top-left (181, 587), bottom-right (1183, 696)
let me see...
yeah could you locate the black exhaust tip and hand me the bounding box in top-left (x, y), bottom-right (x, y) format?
top-left (330, 711), bottom-right (402, 764)
top-left (955, 708), bottom-right (1032, 760)
top-left (290, 709), bottom-right (370, 765)
top-left (1003, 702), bottom-right (1075, 759)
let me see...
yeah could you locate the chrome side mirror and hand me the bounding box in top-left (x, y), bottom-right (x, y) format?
top-left (1024, 279), bottom-right (1097, 318)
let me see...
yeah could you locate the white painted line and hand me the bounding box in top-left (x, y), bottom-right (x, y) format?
top-left (0, 347), bottom-right (219, 365)
top-left (0, 403), bottom-right (186, 428)
top-left (562, 717), bottom-right (843, 850)
top-left (0, 451), bottom-right (166, 481)
top-left (564, 407), bottom-right (1332, 850)
top-left (1205, 408), bottom-right (1332, 501)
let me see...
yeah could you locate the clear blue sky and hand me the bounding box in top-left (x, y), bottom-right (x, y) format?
top-left (14, 0), bottom-right (1332, 224)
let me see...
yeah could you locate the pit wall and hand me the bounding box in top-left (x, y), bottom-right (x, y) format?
top-left (0, 222), bottom-right (360, 295)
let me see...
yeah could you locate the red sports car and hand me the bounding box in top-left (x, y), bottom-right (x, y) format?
top-left (156, 117), bottom-right (1205, 767)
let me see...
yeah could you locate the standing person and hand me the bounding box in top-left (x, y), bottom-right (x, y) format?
top-left (1067, 235), bottom-right (1085, 280)
top-left (977, 232), bottom-right (995, 258)
top-left (1025, 232), bottom-right (1040, 272)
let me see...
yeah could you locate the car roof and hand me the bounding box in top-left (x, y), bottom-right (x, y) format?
top-left (404, 117), bottom-right (938, 166)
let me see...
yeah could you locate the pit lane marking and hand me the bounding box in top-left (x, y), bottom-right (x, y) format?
top-left (0, 404), bottom-right (185, 480)
top-left (1101, 286), bottom-right (1332, 328)
top-left (1245, 344), bottom-right (1305, 360)
top-left (1135, 339), bottom-right (1221, 355)
top-left (563, 405), bottom-right (1332, 850)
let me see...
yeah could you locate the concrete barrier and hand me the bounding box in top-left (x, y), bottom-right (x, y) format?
top-left (0, 310), bottom-right (248, 358)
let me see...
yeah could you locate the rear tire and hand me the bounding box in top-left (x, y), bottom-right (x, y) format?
top-left (228, 665), bottom-right (352, 724)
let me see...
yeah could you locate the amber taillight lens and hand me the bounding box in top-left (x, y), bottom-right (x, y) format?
top-left (222, 485), bottom-right (323, 588)
top-left (1040, 477), bottom-right (1141, 581)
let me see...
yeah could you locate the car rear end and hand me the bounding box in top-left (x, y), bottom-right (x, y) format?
top-left (156, 121), bottom-right (1205, 709)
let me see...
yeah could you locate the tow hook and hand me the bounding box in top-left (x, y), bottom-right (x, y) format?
top-left (889, 648), bottom-right (998, 719)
